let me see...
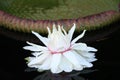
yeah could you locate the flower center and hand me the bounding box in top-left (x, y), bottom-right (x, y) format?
top-left (48, 46), bottom-right (72, 54)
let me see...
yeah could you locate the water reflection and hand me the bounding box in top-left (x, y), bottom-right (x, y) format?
top-left (32, 69), bottom-right (97, 80)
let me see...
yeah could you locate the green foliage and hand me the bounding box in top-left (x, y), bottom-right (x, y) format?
top-left (0, 0), bottom-right (119, 20)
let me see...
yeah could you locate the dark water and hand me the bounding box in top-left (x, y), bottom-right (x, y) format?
top-left (0, 29), bottom-right (120, 80)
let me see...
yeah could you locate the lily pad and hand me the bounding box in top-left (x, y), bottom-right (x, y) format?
top-left (0, 0), bottom-right (120, 43)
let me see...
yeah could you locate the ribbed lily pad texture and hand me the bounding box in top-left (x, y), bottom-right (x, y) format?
top-left (0, 0), bottom-right (120, 33)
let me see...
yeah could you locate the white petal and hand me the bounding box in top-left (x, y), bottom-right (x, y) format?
top-left (23, 46), bottom-right (40, 51)
top-left (73, 51), bottom-right (93, 67)
top-left (80, 52), bottom-right (95, 58)
top-left (26, 57), bottom-right (40, 68)
top-left (86, 57), bottom-right (97, 62)
top-left (59, 55), bottom-right (73, 72)
top-left (71, 30), bottom-right (86, 44)
top-left (79, 52), bottom-right (97, 63)
top-left (32, 31), bottom-right (48, 46)
top-left (68, 23), bottom-right (76, 41)
top-left (63, 51), bottom-right (81, 69)
top-left (72, 43), bottom-right (97, 52)
top-left (50, 54), bottom-right (61, 73)
top-left (87, 47), bottom-right (98, 52)
top-left (72, 43), bottom-right (87, 51)
top-left (23, 41), bottom-right (47, 51)
top-left (28, 52), bottom-right (50, 67)
top-left (52, 24), bottom-right (57, 32)
top-left (55, 68), bottom-right (63, 74)
top-left (58, 25), bottom-right (62, 32)
top-left (47, 27), bottom-right (51, 36)
top-left (32, 52), bottom-right (43, 57)
top-left (38, 54), bottom-right (52, 70)
top-left (62, 26), bottom-right (67, 35)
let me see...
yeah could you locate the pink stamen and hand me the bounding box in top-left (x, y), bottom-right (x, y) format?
top-left (48, 45), bottom-right (72, 54)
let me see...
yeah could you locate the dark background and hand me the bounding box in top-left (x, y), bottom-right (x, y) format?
top-left (0, 27), bottom-right (120, 80)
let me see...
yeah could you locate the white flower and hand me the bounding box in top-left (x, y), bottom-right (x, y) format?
top-left (23, 23), bottom-right (97, 74)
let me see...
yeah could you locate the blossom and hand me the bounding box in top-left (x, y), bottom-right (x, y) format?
top-left (23, 23), bottom-right (97, 74)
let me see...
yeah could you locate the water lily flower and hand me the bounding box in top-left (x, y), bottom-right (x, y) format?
top-left (23, 23), bottom-right (97, 74)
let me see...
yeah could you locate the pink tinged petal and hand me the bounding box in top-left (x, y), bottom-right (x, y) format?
top-left (50, 54), bottom-right (62, 73)
top-left (38, 54), bottom-right (52, 70)
top-left (68, 23), bottom-right (76, 41)
top-left (23, 41), bottom-right (47, 51)
top-left (28, 52), bottom-right (50, 67)
top-left (73, 51), bottom-right (93, 67)
top-left (63, 51), bottom-right (82, 70)
top-left (59, 55), bottom-right (73, 72)
top-left (32, 31), bottom-right (48, 46)
top-left (71, 30), bottom-right (86, 44)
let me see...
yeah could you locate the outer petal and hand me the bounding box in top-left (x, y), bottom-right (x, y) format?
top-left (31, 52), bottom-right (43, 57)
top-left (54, 68), bottom-right (62, 74)
top-left (78, 51), bottom-right (97, 62)
top-left (72, 43), bottom-right (87, 51)
top-left (71, 30), bottom-right (86, 44)
top-left (85, 57), bottom-right (97, 62)
top-left (79, 52), bottom-right (95, 58)
top-left (59, 55), bottom-right (73, 72)
top-left (32, 31), bottom-right (48, 46)
top-left (23, 41), bottom-right (47, 51)
top-left (87, 47), bottom-right (97, 52)
top-left (73, 51), bottom-right (93, 67)
top-left (23, 46), bottom-right (40, 51)
top-left (63, 51), bottom-right (82, 70)
top-left (28, 52), bottom-right (50, 67)
top-left (38, 54), bottom-right (52, 70)
top-left (50, 54), bottom-right (62, 73)
top-left (72, 43), bottom-right (97, 52)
